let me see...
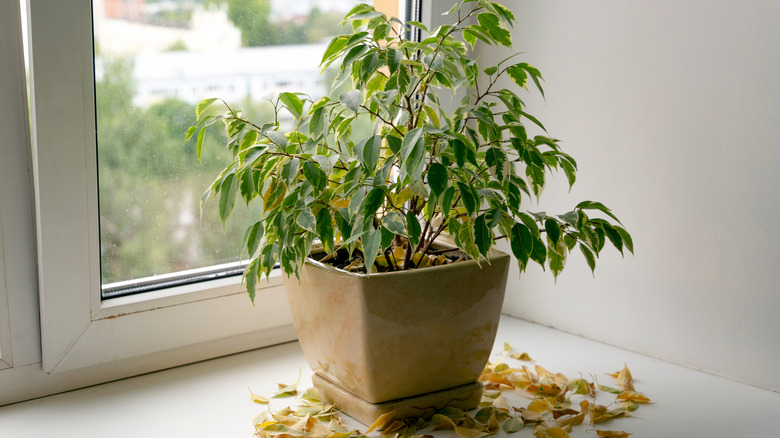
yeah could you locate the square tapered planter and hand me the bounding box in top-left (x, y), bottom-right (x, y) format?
top-left (283, 247), bottom-right (510, 424)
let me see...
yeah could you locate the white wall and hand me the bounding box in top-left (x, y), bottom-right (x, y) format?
top-left (486, 0), bottom-right (780, 391)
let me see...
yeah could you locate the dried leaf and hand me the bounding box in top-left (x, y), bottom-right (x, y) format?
top-left (515, 407), bottom-right (543, 424)
top-left (550, 408), bottom-right (579, 419)
top-left (273, 372), bottom-right (301, 398)
top-left (366, 409), bottom-right (396, 433)
top-left (432, 412), bottom-right (489, 438)
top-left (613, 364), bottom-right (635, 392)
top-left (492, 393), bottom-right (511, 412)
top-left (553, 411), bottom-right (585, 429)
top-left (526, 398), bottom-right (551, 414)
top-left (616, 391), bottom-right (653, 404)
top-left (595, 430), bottom-right (632, 438)
top-left (480, 372), bottom-right (515, 390)
top-left (502, 417), bottom-right (525, 433)
top-left (301, 387), bottom-right (324, 403)
top-left (533, 425), bottom-right (570, 438)
top-left (568, 378), bottom-right (595, 397)
top-left (510, 352), bottom-right (534, 361)
top-left (249, 388), bottom-right (270, 404)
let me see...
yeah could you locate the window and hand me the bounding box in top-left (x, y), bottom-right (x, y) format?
top-left (0, 0), bottom-right (417, 405)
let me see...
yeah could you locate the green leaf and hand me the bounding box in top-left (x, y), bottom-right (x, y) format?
top-left (601, 222), bottom-right (624, 255)
top-left (530, 235), bottom-right (547, 267)
top-left (576, 200), bottom-right (622, 224)
top-left (427, 162), bottom-right (448, 197)
top-left (548, 237), bottom-right (567, 281)
top-left (477, 13), bottom-right (512, 46)
top-left (342, 44), bottom-right (369, 68)
top-left (265, 131), bottom-right (288, 148)
top-left (457, 182), bottom-right (479, 216)
top-left (244, 221), bottom-right (264, 257)
top-left (580, 244), bottom-right (596, 276)
top-left (382, 210), bottom-right (405, 234)
top-left (404, 136), bottom-right (426, 181)
top-left (406, 211), bottom-right (421, 250)
top-left (474, 214), bottom-right (492, 257)
top-left (363, 187), bottom-right (385, 218)
top-left (440, 185), bottom-right (456, 213)
top-left (244, 258), bottom-right (259, 304)
top-left (544, 218), bottom-right (561, 245)
top-left (196, 98), bottom-right (218, 120)
top-left (302, 161), bottom-right (326, 192)
top-left (463, 25), bottom-right (493, 48)
top-left (510, 223), bottom-right (532, 270)
top-left (452, 139), bottom-right (467, 168)
top-left (387, 48), bottom-right (403, 74)
top-left (296, 207), bottom-right (317, 233)
top-left (361, 135), bottom-right (382, 174)
top-left (316, 208), bottom-right (335, 254)
top-left (616, 226), bottom-right (634, 254)
top-left (321, 35), bottom-right (349, 65)
top-left (339, 89), bottom-right (362, 113)
top-left (506, 65), bottom-right (527, 88)
top-left (362, 226), bottom-right (382, 274)
top-left (278, 92), bottom-right (304, 119)
top-left (458, 219), bottom-right (481, 262)
top-left (218, 173), bottom-right (237, 224)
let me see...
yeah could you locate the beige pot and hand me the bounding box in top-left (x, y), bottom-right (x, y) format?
top-left (283, 246), bottom-right (510, 417)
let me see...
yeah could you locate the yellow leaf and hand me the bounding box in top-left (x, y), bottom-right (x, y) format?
top-left (553, 412), bottom-right (585, 429)
top-left (249, 388), bottom-right (270, 404)
top-left (568, 378), bottom-right (595, 397)
top-left (510, 352), bottom-right (534, 361)
top-left (526, 398), bottom-right (551, 414)
top-left (616, 391), bottom-right (653, 403)
top-left (480, 372), bottom-right (514, 390)
top-left (614, 364), bottom-right (635, 392)
top-left (533, 425), bottom-right (570, 438)
top-left (366, 409), bottom-right (396, 433)
top-left (595, 431), bottom-right (632, 438)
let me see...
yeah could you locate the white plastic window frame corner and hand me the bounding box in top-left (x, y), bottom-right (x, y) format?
top-left (29, 0), bottom-right (294, 376)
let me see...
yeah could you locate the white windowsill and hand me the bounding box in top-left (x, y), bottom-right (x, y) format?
top-left (1, 315), bottom-right (778, 437)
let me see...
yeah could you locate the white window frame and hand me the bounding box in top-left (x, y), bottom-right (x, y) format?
top-left (0, 220), bottom-right (11, 370)
top-left (0, 0), bottom-right (411, 405)
top-left (28, 0), bottom-right (294, 376)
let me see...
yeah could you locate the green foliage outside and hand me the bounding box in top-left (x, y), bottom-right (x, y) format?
top-left (207, 0), bottom-right (345, 46)
top-left (96, 57), bottom-right (272, 284)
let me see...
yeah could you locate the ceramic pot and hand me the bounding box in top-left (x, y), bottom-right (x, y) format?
top-left (283, 246), bottom-right (510, 418)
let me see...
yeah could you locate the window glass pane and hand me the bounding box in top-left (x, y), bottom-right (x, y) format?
top-left (93, 0), bottom-right (361, 291)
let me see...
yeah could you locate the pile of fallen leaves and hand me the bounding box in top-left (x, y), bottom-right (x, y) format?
top-left (249, 344), bottom-right (653, 438)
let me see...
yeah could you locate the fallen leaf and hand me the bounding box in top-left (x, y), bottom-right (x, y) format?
top-left (616, 391), bottom-right (653, 404)
top-left (480, 372), bottom-right (515, 390)
top-left (533, 425), bottom-right (570, 438)
top-left (526, 398), bottom-right (551, 414)
top-left (614, 364), bottom-right (635, 392)
top-left (595, 430), bottom-right (632, 438)
top-left (501, 417), bottom-right (525, 433)
top-left (366, 409), bottom-right (396, 433)
top-left (492, 393), bottom-right (511, 412)
top-left (249, 389), bottom-right (270, 404)
top-left (510, 352), bottom-right (534, 361)
top-left (568, 378), bottom-right (595, 397)
top-left (273, 373), bottom-right (300, 398)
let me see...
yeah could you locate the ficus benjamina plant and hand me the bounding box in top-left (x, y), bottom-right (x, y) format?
top-left (187, 0), bottom-right (633, 302)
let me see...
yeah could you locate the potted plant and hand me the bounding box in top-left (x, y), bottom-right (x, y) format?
top-left (187, 0), bottom-right (632, 425)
